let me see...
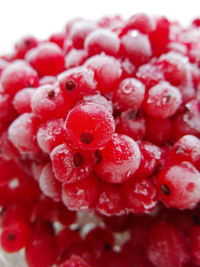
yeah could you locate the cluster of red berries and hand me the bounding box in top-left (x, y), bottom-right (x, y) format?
top-left (1, 13), bottom-right (200, 267)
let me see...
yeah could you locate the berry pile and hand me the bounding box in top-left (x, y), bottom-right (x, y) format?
top-left (1, 13), bottom-right (200, 267)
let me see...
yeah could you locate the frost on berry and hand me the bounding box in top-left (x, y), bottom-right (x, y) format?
top-left (95, 133), bottom-right (141, 184)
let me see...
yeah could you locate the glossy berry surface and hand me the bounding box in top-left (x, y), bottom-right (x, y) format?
top-left (65, 102), bottom-right (115, 151)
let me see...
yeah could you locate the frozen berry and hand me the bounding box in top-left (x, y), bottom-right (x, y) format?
top-left (65, 102), bottom-right (115, 151)
top-left (26, 42), bottom-right (65, 76)
top-left (95, 133), bottom-right (141, 184)
top-left (13, 88), bottom-right (35, 114)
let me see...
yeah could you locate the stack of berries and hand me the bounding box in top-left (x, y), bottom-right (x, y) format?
top-left (1, 13), bottom-right (200, 267)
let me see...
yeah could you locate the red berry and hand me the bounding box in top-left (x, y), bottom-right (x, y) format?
top-left (113, 78), bottom-right (145, 111)
top-left (13, 88), bottom-right (35, 114)
top-left (60, 255), bottom-right (91, 267)
top-left (49, 32), bottom-right (66, 48)
top-left (1, 60), bottom-right (38, 95)
top-left (121, 30), bottom-right (152, 65)
top-left (85, 29), bottom-right (120, 56)
top-left (26, 42), bottom-right (65, 76)
top-left (122, 176), bottom-right (158, 213)
top-left (58, 66), bottom-right (97, 105)
top-left (95, 133), bottom-right (141, 184)
top-left (51, 143), bottom-right (93, 184)
top-left (158, 161), bottom-right (200, 209)
top-left (15, 36), bottom-right (38, 59)
top-left (189, 226), bottom-right (200, 265)
top-left (0, 220), bottom-right (30, 253)
top-left (39, 163), bottom-right (61, 201)
top-left (62, 174), bottom-right (99, 211)
top-left (85, 54), bottom-right (122, 93)
top-left (147, 221), bottom-right (189, 267)
top-left (31, 84), bottom-right (70, 120)
top-left (37, 118), bottom-right (67, 154)
top-left (144, 81), bottom-right (182, 118)
top-left (8, 113), bottom-right (40, 156)
top-left (65, 103), bottom-right (115, 151)
top-left (65, 49), bottom-right (88, 69)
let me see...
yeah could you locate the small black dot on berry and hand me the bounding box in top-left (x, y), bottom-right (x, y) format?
top-left (104, 243), bottom-right (111, 250)
top-left (6, 233), bottom-right (16, 242)
top-left (161, 184), bottom-right (171, 196)
top-left (80, 132), bottom-right (94, 144)
top-left (24, 40), bottom-right (31, 47)
top-left (192, 215), bottom-right (200, 225)
top-left (47, 90), bottom-right (55, 98)
top-left (95, 150), bottom-right (102, 164)
top-left (65, 79), bottom-right (77, 91)
top-left (73, 153), bottom-right (85, 168)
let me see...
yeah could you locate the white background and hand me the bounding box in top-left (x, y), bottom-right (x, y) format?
top-left (0, 0), bottom-right (200, 54)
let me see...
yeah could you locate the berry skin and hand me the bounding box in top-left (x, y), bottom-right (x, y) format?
top-left (60, 255), bottom-right (91, 267)
top-left (172, 135), bottom-right (200, 168)
top-left (1, 60), bottom-right (39, 95)
top-left (85, 54), bottom-right (122, 93)
top-left (25, 232), bottom-right (59, 267)
top-left (95, 133), bottom-right (141, 184)
top-left (39, 163), bottom-right (61, 202)
top-left (84, 29), bottom-right (120, 56)
top-left (58, 66), bottom-right (97, 105)
top-left (37, 118), bottom-right (67, 154)
top-left (62, 174), bottom-right (99, 211)
top-left (121, 13), bottom-right (155, 35)
top-left (145, 116), bottom-right (172, 145)
top-left (122, 176), bottom-right (158, 213)
top-left (50, 143), bottom-right (93, 184)
top-left (69, 20), bottom-right (96, 49)
top-left (144, 81), bottom-right (182, 118)
top-left (49, 32), bottom-right (66, 48)
top-left (8, 113), bottom-right (40, 156)
top-left (82, 94), bottom-right (113, 114)
top-left (31, 84), bottom-right (70, 120)
top-left (189, 226), bottom-right (200, 265)
top-left (116, 109), bottom-right (146, 140)
top-left (147, 221), bottom-right (189, 267)
top-left (113, 78), bottom-right (145, 111)
top-left (0, 220), bottom-right (30, 253)
top-left (14, 36), bottom-right (38, 59)
top-left (13, 88), bottom-right (35, 114)
top-left (157, 161), bottom-right (200, 209)
top-left (121, 30), bottom-right (152, 66)
top-left (96, 182), bottom-right (125, 216)
top-left (65, 49), bottom-right (88, 69)
top-left (65, 103), bottom-right (115, 151)
top-left (26, 42), bottom-right (65, 76)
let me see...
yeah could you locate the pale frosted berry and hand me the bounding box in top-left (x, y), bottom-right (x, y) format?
top-left (39, 75), bottom-right (57, 86)
top-left (39, 163), bottom-right (61, 201)
top-left (14, 36), bottom-right (38, 59)
top-left (82, 94), bottom-right (113, 114)
top-left (8, 113), bottom-right (40, 156)
top-left (1, 60), bottom-right (38, 95)
top-left (37, 119), bottom-right (66, 154)
top-left (58, 66), bottom-right (97, 105)
top-left (62, 174), bottom-right (99, 211)
top-left (121, 30), bottom-right (152, 65)
top-left (95, 133), bottom-right (141, 184)
top-left (85, 29), bottom-right (120, 56)
top-left (147, 221), bottom-right (189, 267)
top-left (85, 54), bottom-right (122, 93)
top-left (0, 220), bottom-right (30, 253)
top-left (96, 182), bottom-right (124, 216)
top-left (116, 109), bottom-right (146, 140)
top-left (49, 32), bottom-right (66, 48)
top-left (65, 103), bottom-right (115, 151)
top-left (113, 78), bottom-right (145, 111)
top-left (172, 135), bottom-right (200, 168)
top-left (122, 176), bottom-right (158, 213)
top-left (158, 161), bottom-right (200, 209)
top-left (65, 49), bottom-right (88, 69)
top-left (51, 143), bottom-right (93, 184)
top-left (69, 20), bottom-right (96, 49)
top-left (145, 81), bottom-right (182, 118)
top-left (13, 88), bottom-right (34, 114)
top-left (31, 84), bottom-right (69, 120)
top-left (26, 42), bottom-right (65, 76)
